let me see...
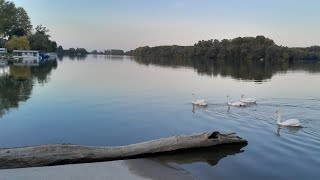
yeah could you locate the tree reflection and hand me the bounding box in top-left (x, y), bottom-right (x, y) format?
top-left (133, 57), bottom-right (320, 81)
top-left (0, 61), bottom-right (57, 117)
top-left (67, 54), bottom-right (87, 61)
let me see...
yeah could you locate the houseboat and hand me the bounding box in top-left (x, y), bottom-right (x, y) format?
top-left (0, 48), bottom-right (7, 54)
top-left (0, 48), bottom-right (7, 58)
top-left (12, 50), bottom-right (42, 66)
top-left (0, 48), bottom-right (8, 66)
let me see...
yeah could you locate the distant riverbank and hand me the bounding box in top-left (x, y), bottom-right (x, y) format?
top-left (126, 36), bottom-right (320, 62)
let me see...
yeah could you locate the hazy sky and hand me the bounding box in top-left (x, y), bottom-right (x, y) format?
top-left (12, 0), bottom-right (320, 51)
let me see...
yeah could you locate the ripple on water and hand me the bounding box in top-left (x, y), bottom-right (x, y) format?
top-left (191, 97), bottom-right (320, 170)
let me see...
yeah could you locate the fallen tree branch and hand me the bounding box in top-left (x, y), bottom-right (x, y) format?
top-left (0, 131), bottom-right (247, 169)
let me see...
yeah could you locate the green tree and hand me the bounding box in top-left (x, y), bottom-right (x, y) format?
top-left (29, 25), bottom-right (55, 52)
top-left (0, 0), bottom-right (16, 37)
top-left (0, 0), bottom-right (32, 38)
top-left (68, 48), bottom-right (76, 55)
top-left (75, 48), bottom-right (88, 54)
top-left (56, 45), bottom-right (64, 54)
top-left (0, 38), bottom-right (6, 47)
top-left (8, 7), bottom-right (32, 37)
top-left (29, 33), bottom-right (51, 51)
top-left (5, 35), bottom-right (30, 51)
top-left (35, 25), bottom-right (50, 37)
top-left (51, 41), bottom-right (57, 52)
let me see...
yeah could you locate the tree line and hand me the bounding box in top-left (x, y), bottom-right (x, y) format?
top-left (91, 49), bottom-right (125, 55)
top-left (0, 0), bottom-right (57, 52)
top-left (126, 36), bottom-right (320, 62)
top-left (56, 46), bottom-right (88, 56)
top-left (59, 49), bottom-right (126, 56)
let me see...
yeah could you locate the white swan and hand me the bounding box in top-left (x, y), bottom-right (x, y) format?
top-left (240, 94), bottom-right (257, 104)
top-left (192, 93), bottom-right (207, 106)
top-left (275, 110), bottom-right (301, 127)
top-left (227, 95), bottom-right (246, 107)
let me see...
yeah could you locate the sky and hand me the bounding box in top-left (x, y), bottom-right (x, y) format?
top-left (12, 0), bottom-right (320, 51)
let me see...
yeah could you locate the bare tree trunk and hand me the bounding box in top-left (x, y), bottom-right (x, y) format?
top-left (0, 131), bottom-right (247, 169)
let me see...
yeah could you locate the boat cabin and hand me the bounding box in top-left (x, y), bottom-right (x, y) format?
top-left (0, 48), bottom-right (7, 54)
top-left (13, 50), bottom-right (40, 59)
top-left (12, 50), bottom-right (41, 66)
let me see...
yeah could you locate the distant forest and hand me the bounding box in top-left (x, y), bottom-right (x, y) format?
top-left (55, 48), bottom-right (125, 56)
top-left (126, 36), bottom-right (320, 62)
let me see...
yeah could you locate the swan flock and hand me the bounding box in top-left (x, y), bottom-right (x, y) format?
top-left (191, 94), bottom-right (302, 127)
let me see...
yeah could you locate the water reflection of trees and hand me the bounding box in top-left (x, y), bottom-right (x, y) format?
top-left (134, 57), bottom-right (320, 81)
top-left (0, 60), bottom-right (57, 117)
top-left (65, 54), bottom-right (87, 61)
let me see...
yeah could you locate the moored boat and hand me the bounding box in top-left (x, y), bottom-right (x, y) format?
top-left (0, 48), bottom-right (7, 61)
top-left (40, 53), bottom-right (49, 59)
top-left (12, 50), bottom-right (42, 66)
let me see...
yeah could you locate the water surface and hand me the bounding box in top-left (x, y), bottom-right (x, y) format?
top-left (0, 55), bottom-right (319, 179)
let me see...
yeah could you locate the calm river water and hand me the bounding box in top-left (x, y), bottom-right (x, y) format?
top-left (0, 55), bottom-right (319, 179)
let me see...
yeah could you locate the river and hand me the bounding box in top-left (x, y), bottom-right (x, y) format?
top-left (0, 55), bottom-right (319, 179)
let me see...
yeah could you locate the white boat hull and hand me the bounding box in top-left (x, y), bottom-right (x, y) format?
top-left (13, 63), bottom-right (39, 67)
top-left (13, 59), bottom-right (39, 66)
top-left (13, 56), bottom-right (39, 61)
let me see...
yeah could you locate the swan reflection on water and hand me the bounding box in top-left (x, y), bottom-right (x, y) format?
top-left (276, 126), bottom-right (302, 136)
top-left (192, 104), bottom-right (208, 114)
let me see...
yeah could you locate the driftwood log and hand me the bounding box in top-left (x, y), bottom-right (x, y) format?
top-left (0, 131), bottom-right (247, 169)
